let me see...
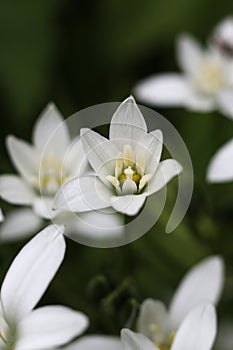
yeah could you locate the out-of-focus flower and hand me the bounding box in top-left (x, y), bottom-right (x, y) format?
top-left (0, 103), bottom-right (123, 242)
top-left (59, 335), bottom-right (122, 350)
top-left (54, 96), bottom-right (182, 217)
top-left (211, 17), bottom-right (233, 58)
top-left (134, 34), bottom-right (233, 118)
top-left (207, 138), bottom-right (233, 183)
top-left (0, 225), bottom-right (89, 350)
top-left (121, 303), bottom-right (217, 350)
top-left (137, 256), bottom-right (224, 349)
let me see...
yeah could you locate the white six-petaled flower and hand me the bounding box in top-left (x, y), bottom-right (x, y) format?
top-left (54, 96), bottom-right (182, 217)
top-left (136, 255), bottom-right (224, 350)
top-left (0, 224), bottom-right (89, 350)
top-left (134, 32), bottom-right (233, 118)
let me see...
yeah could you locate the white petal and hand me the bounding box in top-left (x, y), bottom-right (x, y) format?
top-left (0, 208), bottom-right (4, 223)
top-left (207, 138), bottom-right (233, 183)
top-left (53, 176), bottom-right (112, 212)
top-left (81, 128), bottom-right (119, 185)
top-left (147, 159), bottom-right (182, 195)
top-left (134, 74), bottom-right (189, 106)
top-left (15, 306), bottom-right (89, 350)
top-left (1, 225), bottom-right (65, 324)
top-left (185, 90), bottom-right (215, 112)
top-left (109, 96), bottom-right (147, 148)
top-left (171, 303), bottom-right (217, 350)
top-left (176, 34), bottom-right (203, 74)
top-left (121, 329), bottom-right (157, 350)
top-left (137, 299), bottom-right (168, 344)
top-left (64, 335), bottom-right (122, 350)
top-left (6, 136), bottom-right (39, 181)
top-left (0, 175), bottom-right (36, 205)
top-left (136, 130), bottom-right (163, 175)
top-left (216, 90), bottom-right (233, 119)
top-left (64, 210), bottom-right (125, 247)
top-left (169, 256), bottom-right (224, 329)
top-left (111, 194), bottom-right (146, 216)
top-left (32, 103), bottom-right (70, 157)
top-left (33, 196), bottom-right (58, 219)
top-left (0, 209), bottom-right (43, 243)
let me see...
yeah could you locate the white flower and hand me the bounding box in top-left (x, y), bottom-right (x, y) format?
top-left (0, 224), bottom-right (89, 350)
top-left (207, 137), bottom-right (233, 183)
top-left (211, 17), bottom-right (233, 57)
top-left (121, 303), bottom-right (217, 350)
top-left (136, 256), bottom-right (223, 349)
top-left (54, 96), bottom-right (182, 217)
top-left (0, 103), bottom-right (123, 242)
top-left (134, 34), bottom-right (233, 117)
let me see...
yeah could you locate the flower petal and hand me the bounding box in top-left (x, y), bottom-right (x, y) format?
top-left (0, 209), bottom-right (43, 243)
top-left (111, 194), bottom-right (146, 216)
top-left (63, 335), bottom-right (122, 350)
top-left (0, 175), bottom-right (36, 205)
top-left (176, 34), bottom-right (203, 74)
top-left (134, 74), bottom-right (189, 107)
top-left (169, 256), bottom-right (224, 329)
top-left (121, 329), bottom-right (157, 350)
top-left (137, 299), bottom-right (168, 344)
top-left (1, 225), bottom-right (65, 324)
top-left (32, 103), bottom-right (70, 157)
top-left (171, 303), bottom-right (217, 350)
top-left (207, 138), bottom-right (233, 183)
top-left (6, 136), bottom-right (39, 181)
top-left (216, 90), bottom-right (233, 119)
top-left (147, 159), bottom-right (182, 196)
top-left (81, 128), bottom-right (119, 185)
top-left (109, 96), bottom-right (147, 148)
top-left (53, 176), bottom-right (112, 212)
top-left (185, 91), bottom-right (215, 112)
top-left (33, 196), bottom-right (58, 219)
top-left (15, 306), bottom-right (89, 350)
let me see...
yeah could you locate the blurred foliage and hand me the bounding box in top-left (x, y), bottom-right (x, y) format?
top-left (1, 0), bottom-right (233, 348)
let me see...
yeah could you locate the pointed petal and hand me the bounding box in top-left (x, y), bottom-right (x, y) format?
top-left (207, 138), bottom-right (233, 183)
top-left (121, 329), bottom-right (157, 350)
top-left (137, 299), bottom-right (169, 344)
top-left (32, 103), bottom-right (70, 157)
top-left (0, 209), bottom-right (43, 243)
top-left (176, 34), bottom-right (203, 74)
top-left (63, 335), bottom-right (122, 350)
top-left (53, 176), bottom-right (112, 212)
top-left (111, 194), bottom-right (146, 216)
top-left (147, 160), bottom-right (182, 195)
top-left (1, 225), bottom-right (65, 324)
top-left (0, 175), bottom-right (36, 205)
top-left (109, 96), bottom-right (147, 149)
top-left (6, 136), bottom-right (39, 181)
top-left (171, 303), bottom-right (217, 350)
top-left (81, 128), bottom-right (119, 185)
top-left (169, 256), bottom-right (224, 329)
top-left (15, 306), bottom-right (89, 350)
top-left (216, 90), bottom-right (233, 119)
top-left (134, 74), bottom-right (189, 107)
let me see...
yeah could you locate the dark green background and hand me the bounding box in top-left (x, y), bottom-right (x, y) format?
top-left (0, 1), bottom-right (233, 347)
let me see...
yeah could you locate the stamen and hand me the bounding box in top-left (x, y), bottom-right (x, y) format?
top-left (139, 174), bottom-right (152, 190)
top-left (123, 145), bottom-right (134, 166)
top-left (106, 175), bottom-right (120, 188)
top-left (136, 152), bottom-right (145, 177)
top-left (115, 152), bottom-right (123, 178)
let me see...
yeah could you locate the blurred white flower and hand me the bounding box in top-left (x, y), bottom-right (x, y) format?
top-left (59, 335), bottom-right (122, 350)
top-left (54, 96), bottom-right (182, 216)
top-left (121, 303), bottom-right (217, 350)
top-left (137, 256), bottom-right (224, 349)
top-left (0, 225), bottom-right (89, 350)
top-left (134, 34), bottom-right (233, 118)
top-left (211, 17), bottom-right (233, 57)
top-left (0, 103), bottom-right (123, 242)
top-left (207, 137), bottom-right (233, 183)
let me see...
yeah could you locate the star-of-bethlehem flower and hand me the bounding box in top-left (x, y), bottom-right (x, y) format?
top-left (53, 96), bottom-right (182, 217)
top-left (134, 29), bottom-right (233, 118)
top-left (62, 303), bottom-right (216, 350)
top-left (0, 224), bottom-right (89, 350)
top-left (0, 103), bottom-right (123, 242)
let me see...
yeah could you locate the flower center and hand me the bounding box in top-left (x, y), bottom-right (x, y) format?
top-left (106, 144), bottom-right (152, 196)
top-left (149, 323), bottom-right (175, 350)
top-left (192, 59), bottom-right (225, 95)
top-left (32, 154), bottom-right (70, 196)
